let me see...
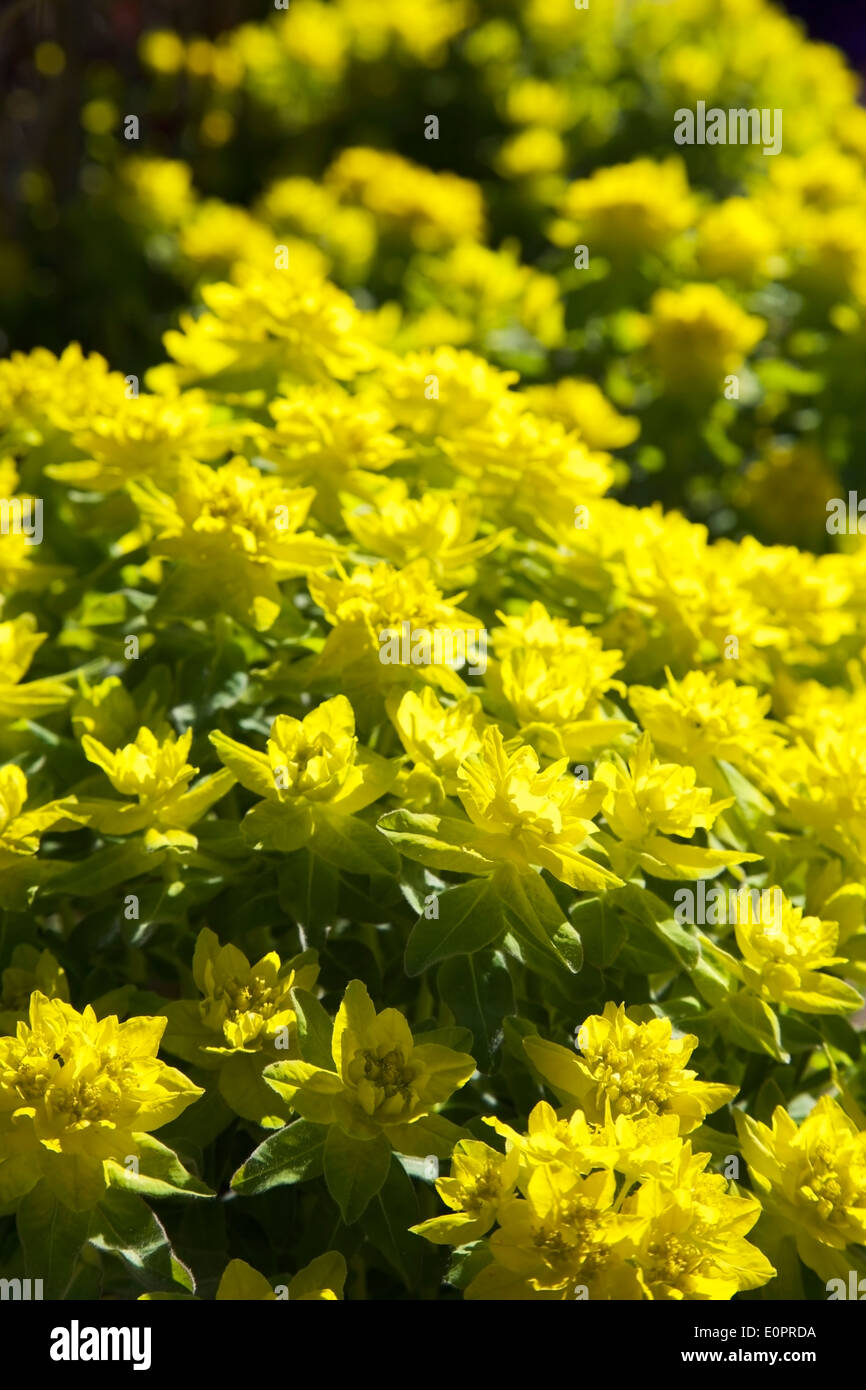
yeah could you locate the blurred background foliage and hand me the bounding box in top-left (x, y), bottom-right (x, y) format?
top-left (1, 0), bottom-right (865, 544)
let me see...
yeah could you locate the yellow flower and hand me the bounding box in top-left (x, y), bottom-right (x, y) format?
top-left (257, 178), bottom-right (377, 281)
top-left (789, 207), bottom-right (866, 304)
top-left (594, 731), bottom-right (761, 879)
top-left (387, 687), bottom-right (486, 804)
top-left (628, 667), bottom-right (788, 791)
top-left (454, 726), bottom-right (621, 891)
top-left (161, 928), bottom-right (318, 1126)
top-left (550, 159), bottom-right (696, 261)
top-left (778, 726), bottom-right (866, 869)
top-left (645, 283), bottom-right (766, 393)
top-left (268, 384), bottom-right (405, 527)
top-left (0, 614), bottom-right (73, 721)
top-left (0, 344), bottom-right (127, 441)
top-left (465, 1162), bottom-right (647, 1300)
top-left (440, 404), bottom-right (614, 533)
top-left (264, 979), bottom-right (475, 1153)
top-left (119, 156), bottom-right (196, 228)
top-left (587, 506), bottom-right (743, 673)
top-left (309, 559), bottom-right (484, 698)
top-left (338, 0), bottom-right (470, 66)
top-left (659, 43), bottom-right (722, 102)
top-left (408, 241), bottom-right (564, 349)
top-left (485, 1100), bottom-right (625, 1179)
top-left (732, 537), bottom-right (855, 659)
top-left (729, 890), bottom-right (862, 1016)
top-left (325, 147), bottom-right (484, 250)
top-left (763, 143), bottom-right (866, 215)
top-left (178, 202), bottom-right (277, 276)
top-left (165, 927), bottom-right (319, 1059)
top-left (493, 622), bottom-right (630, 759)
top-left (79, 726), bottom-right (234, 852)
top-left (130, 457), bottom-right (341, 631)
top-left (521, 378), bottom-right (639, 451)
top-left (505, 78), bottom-right (575, 130)
top-left (139, 29), bottom-right (186, 75)
top-left (491, 600), bottom-right (593, 660)
top-left (200, 110), bottom-right (235, 154)
top-left (344, 479), bottom-right (508, 586)
top-left (447, 1094), bottom-right (773, 1300)
top-left (372, 347), bottom-right (519, 437)
top-left (0, 764), bottom-right (80, 868)
top-left (627, 1145), bottom-right (775, 1299)
top-left (210, 694), bottom-right (395, 854)
top-left (0, 993), bottom-right (202, 1209)
top-left (158, 262), bottom-right (377, 390)
top-left (736, 1096), bottom-right (866, 1279)
top-left (695, 197), bottom-right (781, 285)
top-left (496, 127), bottom-right (565, 178)
top-left (278, 0), bottom-right (349, 72)
top-left (47, 391), bottom-right (229, 494)
top-left (524, 1004), bottom-right (738, 1134)
top-left (411, 1138), bottom-right (520, 1244)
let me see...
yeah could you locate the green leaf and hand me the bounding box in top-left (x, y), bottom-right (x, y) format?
top-left (312, 812), bottom-right (401, 877)
top-left (690, 936), bottom-right (740, 1006)
top-left (219, 1050), bottom-right (291, 1127)
top-left (377, 808), bottom-right (497, 874)
top-left (389, 1112), bottom-right (469, 1160)
top-left (89, 1188), bottom-right (194, 1293)
top-left (49, 841), bottom-right (153, 896)
top-left (414, 1024), bottom-right (475, 1053)
top-left (496, 866), bottom-right (584, 974)
top-left (292, 988), bottom-right (336, 1070)
top-left (17, 1181), bottom-right (92, 1299)
top-left (446, 1240), bottom-right (492, 1290)
top-left (241, 799), bottom-right (312, 853)
top-left (717, 759), bottom-right (774, 827)
top-left (405, 877), bottom-right (505, 976)
top-left (570, 895), bottom-right (626, 968)
top-left (230, 1119), bottom-right (326, 1195)
top-left (323, 1124), bottom-right (391, 1224)
top-left (104, 1135), bottom-right (214, 1200)
top-left (158, 1075), bottom-right (235, 1151)
top-left (753, 1075), bottom-right (792, 1125)
top-left (438, 950), bottom-right (514, 1072)
top-left (611, 884), bottom-right (699, 972)
top-left (361, 1155), bottom-right (423, 1289)
top-left (721, 992), bottom-right (789, 1063)
top-left (278, 849), bottom-right (339, 939)
top-left (821, 1013), bottom-right (861, 1061)
top-left (288, 1250), bottom-right (348, 1300)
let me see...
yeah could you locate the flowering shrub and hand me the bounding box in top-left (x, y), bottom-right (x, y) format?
top-left (0, 0), bottom-right (865, 1304)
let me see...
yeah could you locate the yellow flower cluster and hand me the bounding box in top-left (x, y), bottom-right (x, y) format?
top-left (414, 1005), bottom-right (773, 1300)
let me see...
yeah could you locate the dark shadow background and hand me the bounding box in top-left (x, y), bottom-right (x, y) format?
top-left (782, 0), bottom-right (866, 70)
